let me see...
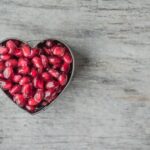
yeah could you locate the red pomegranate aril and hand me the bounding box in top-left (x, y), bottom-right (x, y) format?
top-left (51, 90), bottom-right (58, 99)
top-left (40, 55), bottom-right (49, 68)
top-left (0, 73), bottom-right (4, 78)
top-left (13, 74), bottom-right (22, 83)
top-left (22, 84), bottom-right (32, 98)
top-left (25, 105), bottom-right (35, 112)
top-left (61, 63), bottom-right (70, 73)
top-left (44, 89), bottom-right (54, 100)
top-left (41, 101), bottom-right (48, 106)
top-left (14, 48), bottom-right (23, 57)
top-left (0, 54), bottom-right (11, 60)
top-left (42, 72), bottom-right (52, 81)
top-left (48, 69), bottom-right (60, 78)
top-left (2, 81), bottom-right (12, 90)
top-left (19, 76), bottom-right (30, 85)
top-left (63, 52), bottom-right (72, 64)
top-left (6, 40), bottom-right (16, 51)
top-left (30, 68), bottom-right (37, 77)
top-left (45, 90), bottom-right (57, 103)
top-left (29, 48), bottom-right (40, 58)
top-left (53, 63), bottom-right (61, 69)
top-left (33, 76), bottom-right (44, 89)
top-left (13, 94), bottom-right (26, 107)
top-left (9, 85), bottom-right (21, 95)
top-left (49, 56), bottom-right (62, 65)
top-left (45, 40), bottom-right (55, 48)
top-left (46, 80), bottom-right (59, 90)
top-left (14, 40), bottom-right (20, 46)
top-left (22, 44), bottom-right (31, 57)
top-left (53, 46), bottom-right (65, 57)
top-left (44, 48), bottom-right (52, 55)
top-left (0, 61), bottom-right (4, 72)
top-left (58, 74), bottom-right (68, 86)
top-left (18, 66), bottom-right (30, 75)
top-left (33, 76), bottom-right (38, 88)
top-left (0, 46), bottom-right (9, 54)
top-left (18, 57), bottom-right (29, 67)
top-left (37, 78), bottom-right (44, 89)
top-left (34, 89), bottom-right (44, 103)
top-left (5, 59), bottom-right (18, 67)
top-left (3, 67), bottom-right (14, 79)
top-left (37, 66), bottom-right (44, 74)
top-left (32, 56), bottom-right (43, 68)
top-left (28, 98), bottom-right (38, 106)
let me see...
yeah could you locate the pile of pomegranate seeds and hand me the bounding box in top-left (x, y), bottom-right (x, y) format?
top-left (0, 39), bottom-right (73, 113)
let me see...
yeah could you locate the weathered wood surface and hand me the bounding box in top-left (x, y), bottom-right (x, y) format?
top-left (0, 0), bottom-right (150, 150)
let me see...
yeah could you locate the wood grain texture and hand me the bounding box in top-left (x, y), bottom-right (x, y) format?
top-left (0, 0), bottom-right (150, 150)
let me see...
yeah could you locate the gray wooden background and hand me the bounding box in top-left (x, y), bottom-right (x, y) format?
top-left (0, 0), bottom-right (150, 150)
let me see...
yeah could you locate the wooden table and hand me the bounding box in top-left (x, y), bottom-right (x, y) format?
top-left (0, 0), bottom-right (150, 150)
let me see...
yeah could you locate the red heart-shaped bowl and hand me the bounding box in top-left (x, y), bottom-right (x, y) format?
top-left (0, 38), bottom-right (75, 114)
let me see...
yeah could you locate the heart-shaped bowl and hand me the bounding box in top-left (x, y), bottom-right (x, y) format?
top-left (0, 38), bottom-right (75, 114)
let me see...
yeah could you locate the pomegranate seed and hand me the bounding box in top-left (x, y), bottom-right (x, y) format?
top-left (44, 89), bottom-right (54, 100)
top-left (51, 90), bottom-right (58, 99)
top-left (37, 78), bottom-right (44, 89)
top-left (22, 44), bottom-right (31, 57)
top-left (6, 40), bottom-right (16, 52)
top-left (0, 61), bottom-right (5, 72)
top-left (1, 81), bottom-right (12, 90)
top-left (53, 63), bottom-right (61, 69)
top-left (61, 63), bottom-right (70, 73)
top-left (28, 98), bottom-right (38, 106)
top-left (32, 56), bottom-right (43, 68)
top-left (33, 76), bottom-right (38, 88)
top-left (14, 40), bottom-right (20, 46)
top-left (44, 48), bottom-right (52, 55)
top-left (48, 69), bottom-right (60, 78)
top-left (63, 52), bottom-right (72, 64)
top-left (22, 84), bottom-right (32, 98)
top-left (45, 40), bottom-right (55, 48)
top-left (3, 67), bottom-right (14, 79)
top-left (13, 94), bottom-right (26, 107)
top-left (30, 68), bottom-right (37, 77)
top-left (18, 66), bottom-right (30, 75)
top-left (33, 76), bottom-right (44, 89)
top-left (46, 80), bottom-right (59, 89)
top-left (0, 54), bottom-right (11, 60)
top-left (41, 101), bottom-right (48, 106)
top-left (34, 89), bottom-right (44, 103)
top-left (45, 90), bottom-right (57, 103)
top-left (18, 57), bottom-right (29, 67)
top-left (13, 74), bottom-right (22, 83)
top-left (0, 46), bottom-right (9, 54)
top-left (9, 85), bottom-right (21, 95)
top-left (0, 73), bottom-right (4, 78)
top-left (14, 48), bottom-right (23, 57)
top-left (42, 72), bottom-right (52, 81)
top-left (25, 105), bottom-right (35, 112)
top-left (40, 55), bottom-right (48, 68)
top-left (49, 56), bottom-right (62, 65)
top-left (53, 46), bottom-right (65, 57)
top-left (37, 67), bottom-right (44, 74)
top-left (19, 76), bottom-right (30, 85)
top-left (58, 74), bottom-right (68, 86)
top-left (5, 59), bottom-right (18, 67)
top-left (29, 48), bottom-right (39, 58)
